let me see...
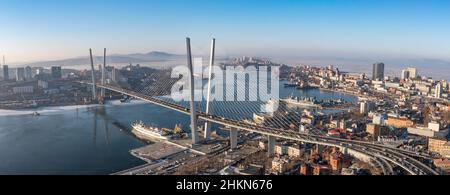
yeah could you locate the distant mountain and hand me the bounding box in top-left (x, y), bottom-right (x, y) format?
top-left (20, 51), bottom-right (184, 67)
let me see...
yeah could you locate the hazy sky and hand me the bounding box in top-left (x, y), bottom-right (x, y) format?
top-left (1, 0), bottom-right (450, 64)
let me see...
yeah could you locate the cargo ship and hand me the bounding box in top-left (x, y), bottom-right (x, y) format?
top-left (131, 121), bottom-right (171, 141)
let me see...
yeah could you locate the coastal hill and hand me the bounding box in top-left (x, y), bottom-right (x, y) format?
top-left (19, 51), bottom-right (184, 67)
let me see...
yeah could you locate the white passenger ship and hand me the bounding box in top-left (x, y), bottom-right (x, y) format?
top-left (131, 121), bottom-right (170, 141)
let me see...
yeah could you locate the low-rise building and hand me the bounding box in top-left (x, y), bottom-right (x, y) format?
top-left (274, 144), bottom-right (288, 156)
top-left (299, 164), bottom-right (312, 175)
top-left (271, 157), bottom-right (294, 174)
top-left (301, 116), bottom-right (315, 125)
top-left (433, 159), bottom-right (450, 171)
top-left (44, 89), bottom-right (60, 94)
top-left (386, 117), bottom-right (414, 128)
top-left (330, 119), bottom-right (340, 128)
top-left (428, 122), bottom-right (442, 132)
top-left (258, 141), bottom-right (267, 150)
top-left (408, 122), bottom-right (449, 138)
top-left (366, 124), bottom-right (389, 138)
top-left (428, 138), bottom-right (450, 158)
top-left (341, 168), bottom-right (357, 175)
top-left (408, 127), bottom-right (449, 139)
top-left (12, 86), bottom-right (34, 94)
top-left (372, 114), bottom-right (386, 125)
top-left (366, 123), bottom-right (380, 136)
top-left (287, 145), bottom-right (303, 158)
top-left (330, 154), bottom-right (343, 172)
top-left (313, 165), bottom-right (330, 175)
top-left (37, 80), bottom-right (48, 89)
top-left (253, 113), bottom-right (265, 125)
top-left (329, 147), bottom-right (346, 172)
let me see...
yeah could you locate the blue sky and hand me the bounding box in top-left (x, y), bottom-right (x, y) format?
top-left (1, 0), bottom-right (450, 64)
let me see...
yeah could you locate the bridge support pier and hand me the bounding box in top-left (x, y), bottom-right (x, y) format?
top-left (267, 135), bottom-right (276, 156)
top-left (230, 128), bottom-right (238, 150)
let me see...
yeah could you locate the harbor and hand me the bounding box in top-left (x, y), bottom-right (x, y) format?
top-left (0, 83), bottom-right (358, 175)
top-left (115, 135), bottom-right (231, 175)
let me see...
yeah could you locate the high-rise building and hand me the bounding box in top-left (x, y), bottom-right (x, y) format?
top-left (105, 66), bottom-right (119, 83)
top-left (25, 66), bottom-right (33, 80)
top-left (360, 102), bottom-right (369, 114)
top-left (2, 65), bottom-right (8, 80)
top-left (435, 83), bottom-right (442, 98)
top-left (51, 66), bottom-right (62, 79)
top-left (360, 101), bottom-right (375, 114)
top-left (36, 67), bottom-right (44, 75)
top-left (407, 67), bottom-right (417, 79)
top-left (16, 67), bottom-right (25, 81)
top-left (401, 69), bottom-right (410, 80)
top-left (372, 63), bottom-right (385, 81)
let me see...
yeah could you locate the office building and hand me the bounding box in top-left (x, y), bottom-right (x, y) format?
top-left (372, 62), bottom-right (385, 81)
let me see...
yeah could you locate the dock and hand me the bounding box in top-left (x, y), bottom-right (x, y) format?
top-left (114, 137), bottom-right (229, 175)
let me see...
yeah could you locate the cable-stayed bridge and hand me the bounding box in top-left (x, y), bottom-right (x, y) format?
top-left (80, 38), bottom-right (439, 175)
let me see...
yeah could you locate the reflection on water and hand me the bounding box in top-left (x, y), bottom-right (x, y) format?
top-left (0, 104), bottom-right (147, 175)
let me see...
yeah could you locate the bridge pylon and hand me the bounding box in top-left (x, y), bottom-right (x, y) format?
top-left (89, 48), bottom-right (97, 100)
top-left (186, 38), bottom-right (199, 144)
top-left (100, 48), bottom-right (106, 98)
top-left (204, 38), bottom-right (215, 140)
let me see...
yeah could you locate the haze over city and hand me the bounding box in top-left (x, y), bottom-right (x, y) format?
top-left (1, 0), bottom-right (450, 78)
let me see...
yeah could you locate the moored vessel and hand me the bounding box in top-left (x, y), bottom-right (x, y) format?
top-left (281, 95), bottom-right (322, 109)
top-left (131, 121), bottom-right (171, 141)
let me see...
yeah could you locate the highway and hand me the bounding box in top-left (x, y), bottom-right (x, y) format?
top-left (85, 82), bottom-right (439, 175)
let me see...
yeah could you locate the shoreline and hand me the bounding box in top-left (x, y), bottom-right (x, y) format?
top-left (318, 87), bottom-right (362, 100)
top-left (0, 99), bottom-right (149, 117)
